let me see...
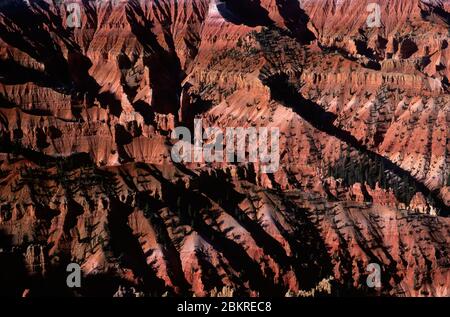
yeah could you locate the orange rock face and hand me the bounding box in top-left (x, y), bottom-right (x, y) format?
top-left (0, 0), bottom-right (449, 297)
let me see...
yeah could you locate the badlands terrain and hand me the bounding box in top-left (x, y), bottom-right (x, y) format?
top-left (0, 0), bottom-right (449, 297)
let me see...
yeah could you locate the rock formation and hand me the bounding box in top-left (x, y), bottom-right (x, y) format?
top-left (0, 0), bottom-right (449, 297)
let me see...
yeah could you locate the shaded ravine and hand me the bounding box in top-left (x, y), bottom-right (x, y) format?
top-left (0, 1), bottom-right (123, 117)
top-left (260, 73), bottom-right (449, 216)
top-left (143, 165), bottom-right (280, 295)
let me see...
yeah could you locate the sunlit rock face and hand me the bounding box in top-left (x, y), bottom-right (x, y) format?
top-left (0, 0), bottom-right (449, 297)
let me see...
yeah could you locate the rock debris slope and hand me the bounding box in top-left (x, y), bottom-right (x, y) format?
top-left (0, 0), bottom-right (449, 297)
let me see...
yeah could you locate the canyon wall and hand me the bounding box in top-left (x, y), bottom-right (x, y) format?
top-left (0, 0), bottom-right (449, 297)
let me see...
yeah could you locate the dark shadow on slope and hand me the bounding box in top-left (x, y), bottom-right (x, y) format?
top-left (217, 0), bottom-right (274, 27)
top-left (21, 256), bottom-right (77, 297)
top-left (275, 0), bottom-right (315, 43)
top-left (0, 59), bottom-right (56, 87)
top-left (195, 249), bottom-right (226, 293)
top-left (197, 171), bottom-right (292, 271)
top-left (117, 53), bottom-right (156, 125)
top-left (0, 230), bottom-right (27, 297)
top-left (126, 2), bottom-right (184, 116)
top-left (107, 198), bottom-right (166, 295)
top-left (133, 101), bottom-right (156, 125)
top-left (421, 1), bottom-right (450, 25)
top-left (0, 1), bottom-right (122, 117)
top-left (62, 198), bottom-right (85, 234)
top-left (279, 199), bottom-right (336, 292)
top-left (195, 170), bottom-right (344, 294)
top-left (354, 39), bottom-right (378, 62)
top-left (142, 165), bottom-right (278, 295)
top-left (0, 1), bottom-right (71, 84)
top-left (0, 134), bottom-right (99, 168)
top-left (281, 195), bottom-right (392, 295)
top-left (179, 83), bottom-right (214, 130)
top-left (399, 39), bottom-right (419, 59)
top-left (0, 229), bottom-right (74, 297)
top-left (114, 124), bottom-right (134, 164)
top-left (136, 192), bottom-right (191, 294)
top-left (260, 73), bottom-right (449, 216)
top-left (196, 170), bottom-right (338, 292)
